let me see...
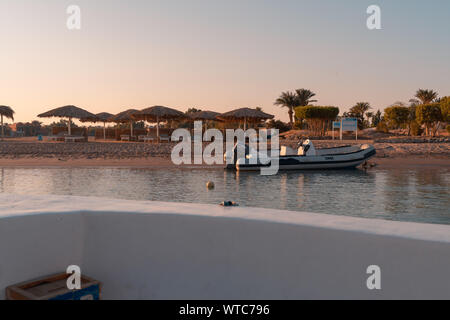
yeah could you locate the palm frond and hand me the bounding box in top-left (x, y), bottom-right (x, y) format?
top-left (0, 105), bottom-right (15, 121)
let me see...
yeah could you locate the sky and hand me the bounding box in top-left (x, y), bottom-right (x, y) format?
top-left (0, 0), bottom-right (449, 124)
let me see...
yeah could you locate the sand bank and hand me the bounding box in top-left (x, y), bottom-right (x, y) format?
top-left (0, 156), bottom-right (447, 169)
top-left (0, 139), bottom-right (448, 169)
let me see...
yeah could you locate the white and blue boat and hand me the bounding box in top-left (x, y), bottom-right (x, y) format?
top-left (225, 139), bottom-right (376, 171)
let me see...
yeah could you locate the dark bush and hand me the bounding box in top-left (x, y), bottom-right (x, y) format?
top-left (266, 120), bottom-right (291, 133)
top-left (294, 106), bottom-right (339, 136)
top-left (409, 120), bottom-right (423, 136)
top-left (416, 103), bottom-right (442, 136)
top-left (439, 96), bottom-right (450, 123)
top-left (384, 106), bottom-right (409, 129)
top-left (376, 121), bottom-right (389, 133)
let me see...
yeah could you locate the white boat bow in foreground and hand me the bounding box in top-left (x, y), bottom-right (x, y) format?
top-left (1, 194), bottom-right (449, 299)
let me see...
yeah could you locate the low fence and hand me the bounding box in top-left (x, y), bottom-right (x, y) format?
top-left (52, 127), bottom-right (87, 137)
top-left (94, 128), bottom-right (175, 140)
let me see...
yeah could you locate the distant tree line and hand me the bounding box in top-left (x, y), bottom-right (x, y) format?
top-left (274, 88), bottom-right (449, 137)
top-left (381, 90), bottom-right (448, 136)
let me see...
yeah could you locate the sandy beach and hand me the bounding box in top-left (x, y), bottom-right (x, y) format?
top-left (0, 156), bottom-right (448, 169)
top-left (0, 137), bottom-right (448, 169)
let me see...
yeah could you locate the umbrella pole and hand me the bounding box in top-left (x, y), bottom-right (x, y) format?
top-left (1, 115), bottom-right (3, 140)
top-left (130, 121), bottom-right (134, 138)
top-left (157, 116), bottom-right (160, 140)
top-left (68, 117), bottom-right (72, 135)
top-left (244, 117), bottom-right (247, 131)
top-left (103, 122), bottom-right (106, 140)
top-left (145, 117), bottom-right (149, 136)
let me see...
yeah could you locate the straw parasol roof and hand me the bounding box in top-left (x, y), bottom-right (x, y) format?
top-left (217, 108), bottom-right (274, 130)
top-left (80, 112), bottom-right (114, 123)
top-left (188, 110), bottom-right (223, 130)
top-left (109, 109), bottom-right (140, 123)
top-left (37, 105), bottom-right (95, 136)
top-left (218, 108), bottom-right (274, 121)
top-left (38, 105), bottom-right (95, 119)
top-left (188, 110), bottom-right (221, 121)
top-left (0, 105), bottom-right (15, 139)
top-left (132, 106), bottom-right (186, 138)
top-left (80, 112), bottom-right (115, 140)
top-left (132, 106), bottom-right (185, 121)
top-left (109, 109), bottom-right (140, 138)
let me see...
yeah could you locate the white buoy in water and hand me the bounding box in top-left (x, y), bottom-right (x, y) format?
top-left (206, 181), bottom-right (215, 190)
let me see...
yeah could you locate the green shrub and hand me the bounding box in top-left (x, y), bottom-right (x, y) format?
top-left (294, 106), bottom-right (339, 136)
top-left (376, 121), bottom-right (389, 133)
top-left (266, 120), bottom-right (291, 133)
top-left (295, 106), bottom-right (339, 120)
top-left (384, 106), bottom-right (409, 129)
top-left (416, 103), bottom-right (442, 136)
top-left (293, 119), bottom-right (304, 130)
top-left (439, 96), bottom-right (450, 123)
top-left (410, 120), bottom-right (423, 136)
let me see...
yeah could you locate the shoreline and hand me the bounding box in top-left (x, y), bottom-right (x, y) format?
top-left (0, 139), bottom-right (448, 169)
top-left (0, 157), bottom-right (221, 169)
top-left (0, 156), bottom-right (448, 169)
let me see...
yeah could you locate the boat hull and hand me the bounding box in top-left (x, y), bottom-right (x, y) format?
top-left (235, 147), bottom-right (376, 171)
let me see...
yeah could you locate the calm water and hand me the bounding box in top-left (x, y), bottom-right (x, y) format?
top-left (0, 167), bottom-right (449, 225)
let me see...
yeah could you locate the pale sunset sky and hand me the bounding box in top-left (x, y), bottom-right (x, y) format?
top-left (0, 0), bottom-right (449, 123)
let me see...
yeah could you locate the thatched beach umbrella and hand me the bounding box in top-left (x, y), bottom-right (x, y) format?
top-left (188, 110), bottom-right (222, 130)
top-left (132, 106), bottom-right (186, 138)
top-left (80, 112), bottom-right (114, 140)
top-left (188, 110), bottom-right (221, 121)
top-left (0, 106), bottom-right (15, 140)
top-left (109, 109), bottom-right (139, 137)
top-left (38, 105), bottom-right (95, 135)
top-left (217, 107), bottom-right (274, 130)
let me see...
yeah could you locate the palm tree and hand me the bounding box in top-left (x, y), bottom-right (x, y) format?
top-left (408, 99), bottom-right (420, 107)
top-left (415, 89), bottom-right (438, 104)
top-left (0, 105), bottom-right (15, 140)
top-left (348, 102), bottom-right (371, 129)
top-left (372, 110), bottom-right (382, 127)
top-left (295, 89), bottom-right (318, 107)
top-left (274, 91), bottom-right (298, 127)
top-left (366, 112), bottom-right (374, 126)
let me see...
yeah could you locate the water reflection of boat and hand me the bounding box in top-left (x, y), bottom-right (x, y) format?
top-left (225, 139), bottom-right (376, 171)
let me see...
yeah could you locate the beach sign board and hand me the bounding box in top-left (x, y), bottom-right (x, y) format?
top-left (341, 118), bottom-right (358, 131)
top-left (336, 118), bottom-right (358, 140)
